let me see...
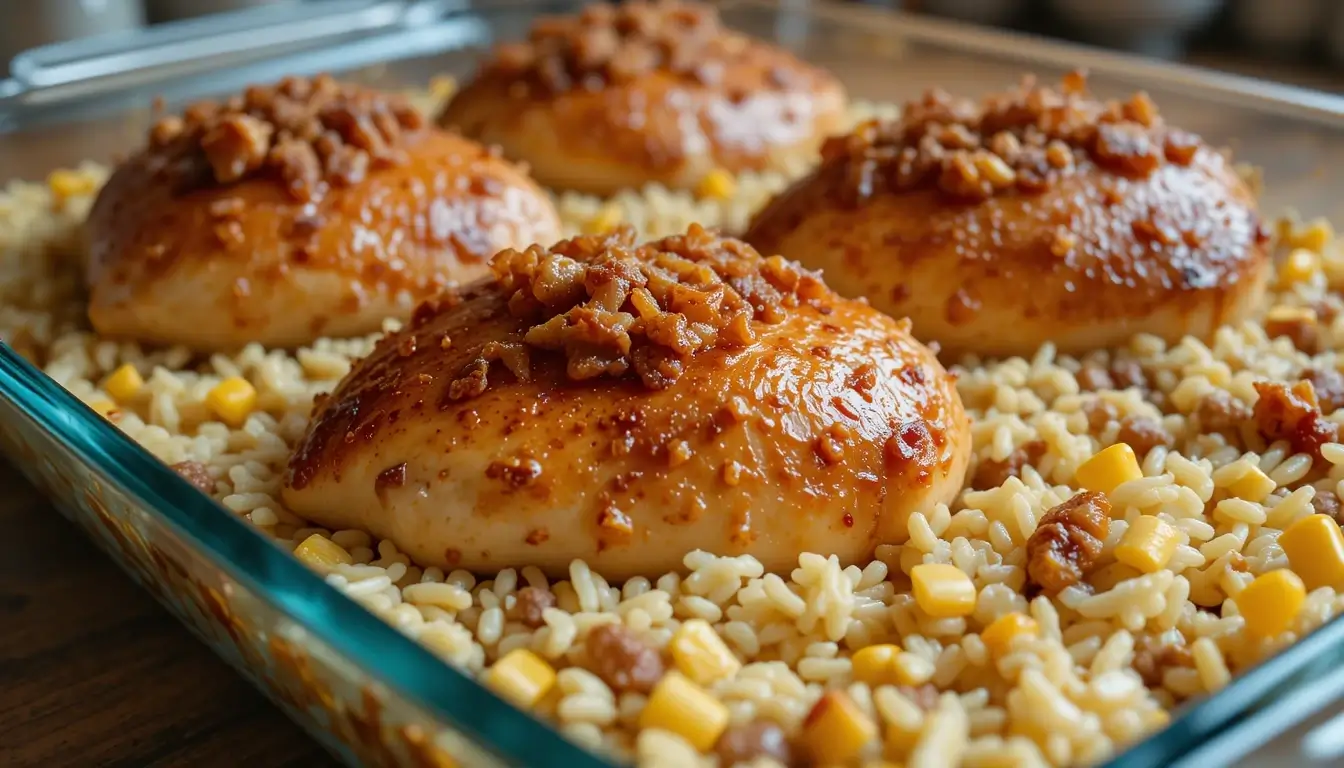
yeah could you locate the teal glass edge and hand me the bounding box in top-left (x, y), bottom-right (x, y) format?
top-left (0, 342), bottom-right (614, 768)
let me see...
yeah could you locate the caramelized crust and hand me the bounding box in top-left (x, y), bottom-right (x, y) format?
top-left (86, 76), bottom-right (562, 350)
top-left (282, 228), bottom-right (970, 579)
top-left (744, 75), bottom-right (1271, 359)
top-left (437, 1), bottom-right (847, 195)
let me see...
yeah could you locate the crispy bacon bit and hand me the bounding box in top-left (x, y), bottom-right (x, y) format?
top-left (488, 225), bottom-right (828, 392)
top-left (714, 721), bottom-right (792, 767)
top-left (146, 75), bottom-right (423, 201)
top-left (171, 460), bottom-right (215, 494)
top-left (1026, 491), bottom-right (1111, 593)
top-left (508, 586), bottom-right (556, 628)
top-left (1077, 366), bottom-right (1114, 392)
top-left (972, 440), bottom-right (1046, 490)
top-left (1195, 390), bottom-right (1252, 434)
top-left (1082, 398), bottom-right (1119, 431)
top-left (820, 72), bottom-right (1191, 206)
top-left (1253, 380), bottom-right (1339, 459)
top-left (585, 624), bottom-right (665, 693)
top-left (1116, 416), bottom-right (1172, 458)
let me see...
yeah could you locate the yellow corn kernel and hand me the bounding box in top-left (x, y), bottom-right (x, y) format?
top-left (980, 612), bottom-right (1038, 657)
top-left (294, 534), bottom-right (353, 570)
top-left (851, 644), bottom-right (901, 686)
top-left (1075, 442), bottom-right (1143, 495)
top-left (884, 720), bottom-right (921, 759)
top-left (88, 398), bottom-right (120, 419)
top-left (1236, 569), bottom-right (1306, 637)
top-left (669, 619), bottom-right (740, 686)
top-left (910, 563), bottom-right (976, 618)
top-left (103, 363), bottom-right (144, 402)
top-left (1114, 515), bottom-right (1180, 573)
top-left (1288, 218), bottom-right (1335, 253)
top-left (485, 649), bottom-right (557, 709)
top-left (1279, 248), bottom-right (1322, 286)
top-left (800, 691), bottom-right (877, 764)
top-left (639, 671), bottom-right (729, 751)
top-left (1226, 465), bottom-right (1276, 502)
top-left (583, 204), bottom-right (623, 235)
top-left (1279, 513), bottom-right (1344, 591)
top-left (696, 168), bottom-right (737, 200)
top-left (47, 168), bottom-right (96, 200)
top-left (206, 376), bottom-right (257, 427)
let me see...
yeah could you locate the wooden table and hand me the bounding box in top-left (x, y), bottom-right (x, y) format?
top-left (0, 460), bottom-right (337, 768)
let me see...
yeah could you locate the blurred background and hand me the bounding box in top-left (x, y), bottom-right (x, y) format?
top-left (2, 0), bottom-right (1343, 90)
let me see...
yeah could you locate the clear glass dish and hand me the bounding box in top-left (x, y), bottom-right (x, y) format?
top-left (2, 2), bottom-right (1344, 766)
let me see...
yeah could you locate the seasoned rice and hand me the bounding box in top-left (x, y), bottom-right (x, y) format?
top-left (3, 96), bottom-right (1344, 767)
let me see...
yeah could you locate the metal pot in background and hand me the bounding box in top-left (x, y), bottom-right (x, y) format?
top-left (1051, 0), bottom-right (1225, 59)
top-left (0, 0), bottom-right (146, 76)
top-left (146, 0), bottom-right (299, 23)
top-left (1232, 0), bottom-right (1326, 55)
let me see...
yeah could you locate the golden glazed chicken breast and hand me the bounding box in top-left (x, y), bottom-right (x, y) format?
top-left (745, 74), bottom-right (1272, 359)
top-left (438, 0), bottom-right (848, 196)
top-left (85, 75), bottom-right (561, 351)
top-left (282, 226), bottom-right (970, 579)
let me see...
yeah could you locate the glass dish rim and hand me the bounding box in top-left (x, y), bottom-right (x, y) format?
top-left (1, 1), bottom-right (1343, 766)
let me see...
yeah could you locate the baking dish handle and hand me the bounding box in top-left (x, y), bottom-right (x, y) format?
top-left (4, 0), bottom-right (417, 95)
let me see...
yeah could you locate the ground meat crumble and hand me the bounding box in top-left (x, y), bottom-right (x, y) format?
top-left (146, 74), bottom-right (424, 202)
top-left (821, 71), bottom-right (1203, 206)
top-left (466, 224), bottom-right (828, 393)
top-left (584, 623), bottom-right (665, 693)
top-left (1026, 491), bottom-right (1111, 593)
top-left (482, 1), bottom-right (798, 98)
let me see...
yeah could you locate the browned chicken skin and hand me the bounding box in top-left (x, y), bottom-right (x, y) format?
top-left (438, 1), bottom-right (848, 196)
top-left (745, 74), bottom-right (1272, 360)
top-left (86, 75), bottom-right (561, 351)
top-left (282, 226), bottom-right (970, 579)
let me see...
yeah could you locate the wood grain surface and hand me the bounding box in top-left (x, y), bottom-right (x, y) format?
top-left (0, 460), bottom-right (338, 768)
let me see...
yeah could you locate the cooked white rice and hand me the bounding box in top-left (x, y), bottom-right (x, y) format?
top-left (3, 97), bottom-right (1344, 767)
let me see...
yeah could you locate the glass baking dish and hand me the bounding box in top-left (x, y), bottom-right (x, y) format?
top-left (2, 1), bottom-right (1344, 766)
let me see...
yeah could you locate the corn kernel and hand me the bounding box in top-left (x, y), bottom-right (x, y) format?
top-left (639, 671), bottom-right (729, 751)
top-left (485, 649), bottom-right (557, 708)
top-left (583, 204), bottom-right (623, 235)
top-left (1236, 569), bottom-right (1306, 637)
top-left (800, 691), bottom-right (877, 764)
top-left (670, 619), bottom-right (740, 685)
top-left (294, 534), bottom-right (353, 570)
top-left (1279, 513), bottom-right (1344, 591)
top-left (1114, 515), bottom-right (1180, 573)
top-left (103, 363), bottom-right (144, 401)
top-left (1279, 248), bottom-right (1322, 286)
top-left (1288, 218), bottom-right (1335, 253)
top-left (88, 398), bottom-right (120, 420)
top-left (980, 612), bottom-right (1038, 657)
top-left (884, 721), bottom-right (921, 759)
top-left (47, 168), bottom-right (96, 201)
top-left (1075, 442), bottom-right (1143, 495)
top-left (1226, 465), bottom-right (1276, 502)
top-left (910, 563), bottom-right (976, 618)
top-left (696, 168), bottom-right (737, 200)
top-left (206, 376), bottom-right (257, 427)
top-left (851, 644), bottom-right (901, 686)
